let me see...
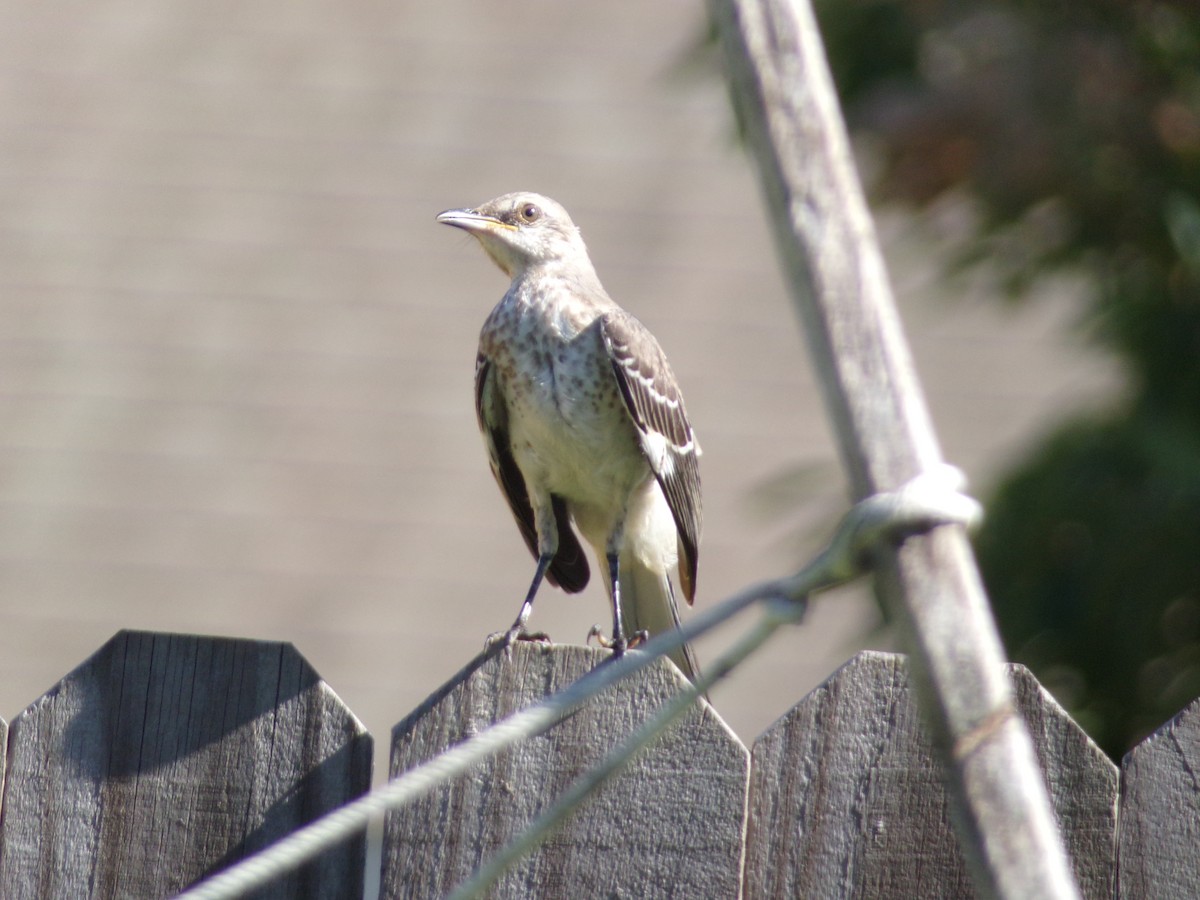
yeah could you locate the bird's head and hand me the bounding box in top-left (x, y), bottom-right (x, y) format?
top-left (436, 192), bottom-right (590, 279)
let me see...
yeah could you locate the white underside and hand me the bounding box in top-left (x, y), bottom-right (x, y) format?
top-left (483, 287), bottom-right (696, 680)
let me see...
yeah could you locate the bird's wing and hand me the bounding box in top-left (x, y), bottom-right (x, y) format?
top-left (600, 312), bottom-right (702, 602)
top-left (474, 354), bottom-right (590, 592)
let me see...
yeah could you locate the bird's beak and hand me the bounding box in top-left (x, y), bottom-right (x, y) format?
top-left (436, 208), bottom-right (516, 233)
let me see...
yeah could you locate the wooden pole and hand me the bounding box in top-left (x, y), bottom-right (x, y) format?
top-left (706, 1), bottom-right (1081, 896)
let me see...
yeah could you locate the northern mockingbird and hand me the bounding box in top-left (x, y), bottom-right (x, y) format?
top-left (437, 192), bottom-right (701, 681)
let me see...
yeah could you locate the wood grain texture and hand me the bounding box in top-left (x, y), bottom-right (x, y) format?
top-left (745, 652), bottom-right (1117, 899)
top-left (381, 642), bottom-right (749, 899)
top-left (1117, 696), bottom-right (1200, 898)
top-left (0, 630), bottom-right (372, 899)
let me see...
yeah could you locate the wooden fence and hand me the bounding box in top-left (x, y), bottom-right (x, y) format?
top-left (0, 630), bottom-right (1196, 898)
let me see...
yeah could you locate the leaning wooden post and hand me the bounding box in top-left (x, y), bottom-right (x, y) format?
top-left (706, 1), bottom-right (1080, 897)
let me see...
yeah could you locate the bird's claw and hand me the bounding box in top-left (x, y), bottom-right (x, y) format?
top-left (586, 624), bottom-right (613, 648)
top-left (626, 629), bottom-right (650, 649)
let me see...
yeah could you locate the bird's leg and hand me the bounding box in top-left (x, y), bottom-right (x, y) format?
top-left (593, 521), bottom-right (645, 655)
top-left (606, 550), bottom-right (628, 656)
top-left (488, 502), bottom-right (558, 650)
top-left (585, 549), bottom-right (626, 651)
top-left (489, 552), bottom-right (554, 648)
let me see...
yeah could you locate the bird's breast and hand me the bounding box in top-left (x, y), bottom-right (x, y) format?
top-left (505, 334), bottom-right (645, 500)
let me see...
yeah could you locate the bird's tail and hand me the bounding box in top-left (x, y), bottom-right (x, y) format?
top-left (617, 553), bottom-right (701, 684)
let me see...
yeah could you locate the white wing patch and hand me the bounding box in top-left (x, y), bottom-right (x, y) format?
top-left (639, 428), bottom-right (675, 476)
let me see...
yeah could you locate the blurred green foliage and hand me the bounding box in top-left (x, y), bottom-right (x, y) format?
top-left (812, 0), bottom-right (1200, 756)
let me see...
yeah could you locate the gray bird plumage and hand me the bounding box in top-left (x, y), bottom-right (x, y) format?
top-left (438, 192), bottom-right (701, 682)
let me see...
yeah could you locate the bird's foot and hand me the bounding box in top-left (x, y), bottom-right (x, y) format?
top-left (485, 628), bottom-right (552, 653)
top-left (586, 626), bottom-right (649, 657)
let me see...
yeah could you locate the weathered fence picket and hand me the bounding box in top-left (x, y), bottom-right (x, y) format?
top-left (0, 630), bottom-right (1197, 898)
top-left (0, 631), bottom-right (372, 899)
top-left (381, 643), bottom-right (748, 899)
top-left (1116, 696), bottom-right (1200, 898)
top-left (745, 652), bottom-right (1117, 899)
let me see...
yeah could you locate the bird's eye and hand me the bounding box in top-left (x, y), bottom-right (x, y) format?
top-left (520, 203), bottom-right (541, 222)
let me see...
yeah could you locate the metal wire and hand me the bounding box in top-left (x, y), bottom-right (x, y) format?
top-left (174, 464), bottom-right (977, 900)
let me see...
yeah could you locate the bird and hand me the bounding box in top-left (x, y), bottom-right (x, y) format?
top-left (436, 192), bottom-right (702, 682)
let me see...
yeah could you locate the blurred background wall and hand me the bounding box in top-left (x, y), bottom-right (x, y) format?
top-left (0, 1), bottom-right (1118, 758)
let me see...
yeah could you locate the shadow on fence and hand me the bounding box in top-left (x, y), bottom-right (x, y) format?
top-left (0, 629), bottom-right (1195, 898)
